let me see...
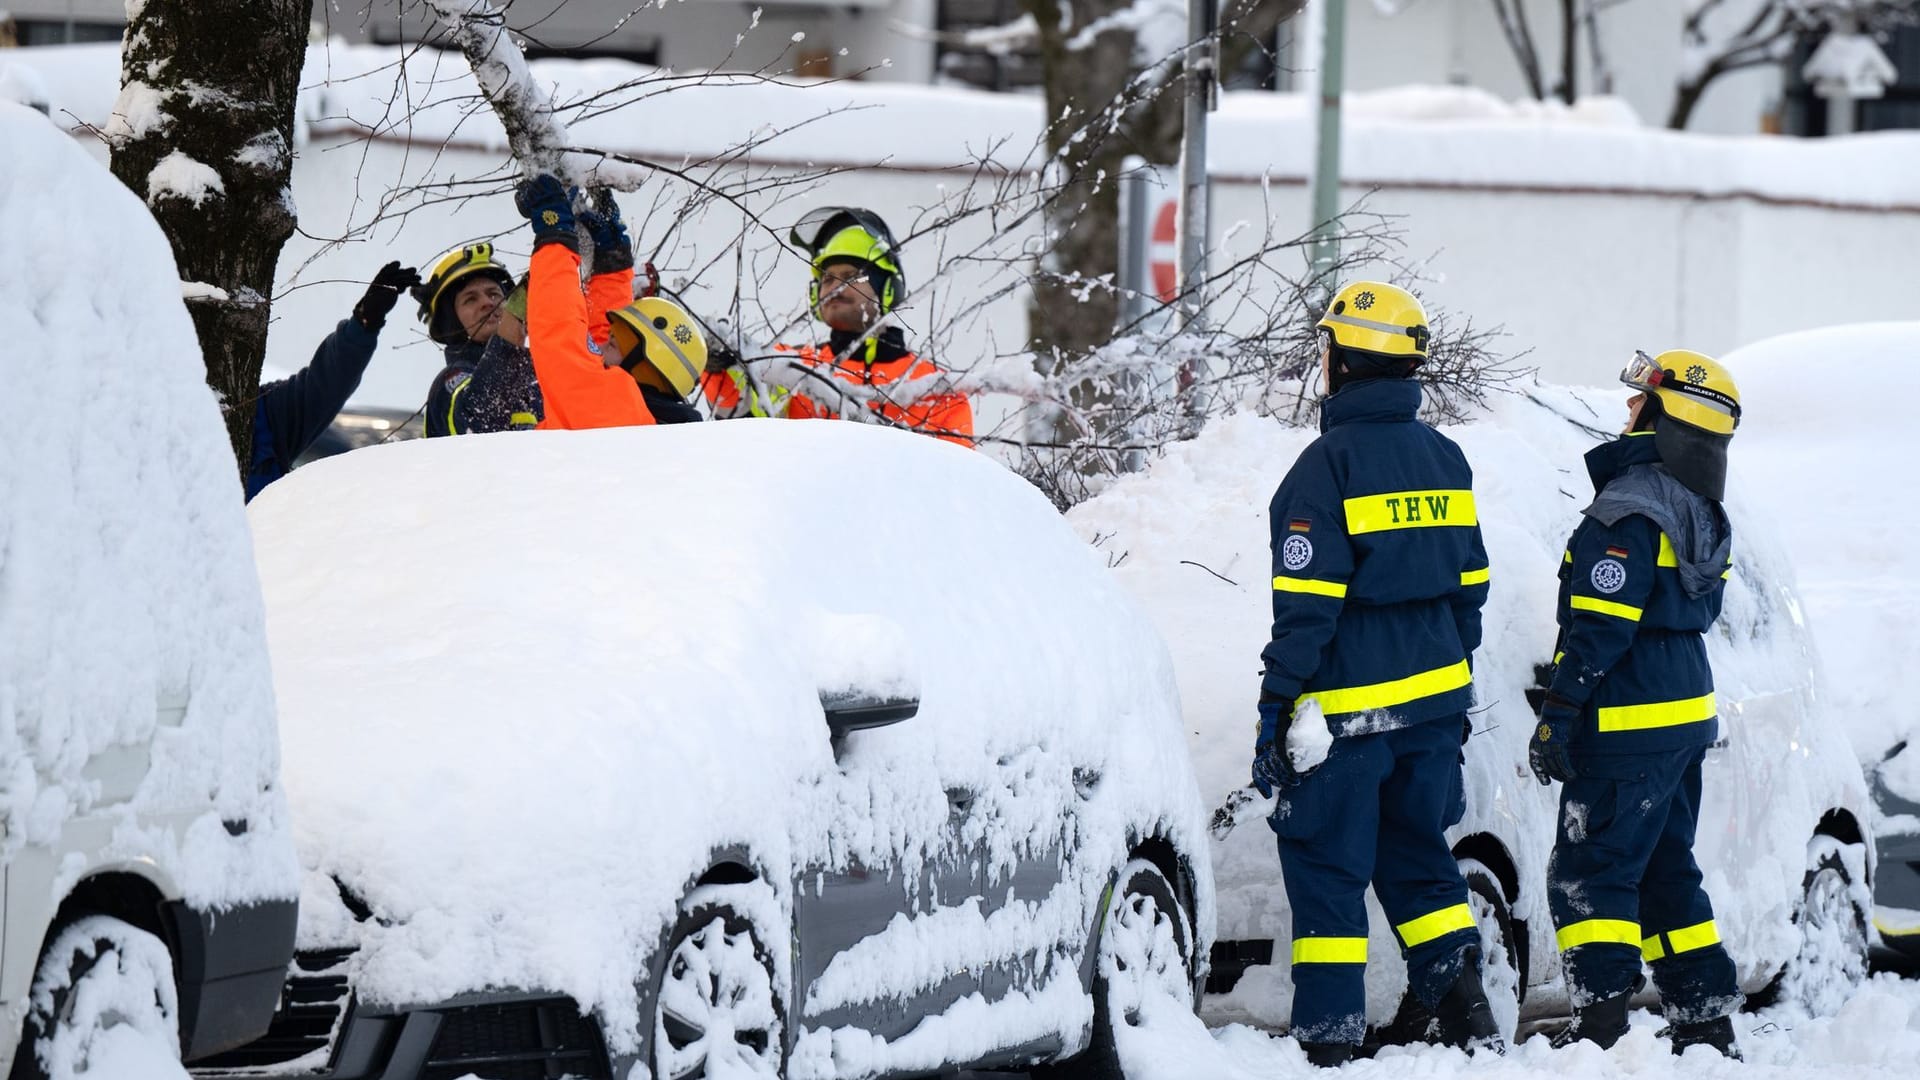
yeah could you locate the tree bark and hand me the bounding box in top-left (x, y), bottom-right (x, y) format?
top-left (107, 1), bottom-right (314, 481)
top-left (1558, 0), bottom-right (1578, 104)
top-left (1022, 0), bottom-right (1164, 361)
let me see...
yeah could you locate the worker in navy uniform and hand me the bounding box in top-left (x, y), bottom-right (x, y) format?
top-left (1252, 281), bottom-right (1501, 1066)
top-left (1534, 349), bottom-right (1744, 1059)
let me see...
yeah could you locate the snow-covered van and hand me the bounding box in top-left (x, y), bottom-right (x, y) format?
top-left (227, 419), bottom-right (1212, 1080)
top-left (0, 106), bottom-right (300, 1075)
top-left (1721, 321), bottom-right (1920, 966)
top-left (1069, 385), bottom-right (1876, 1039)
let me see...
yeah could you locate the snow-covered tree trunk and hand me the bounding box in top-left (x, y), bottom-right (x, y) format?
top-left (107, 0), bottom-right (313, 479)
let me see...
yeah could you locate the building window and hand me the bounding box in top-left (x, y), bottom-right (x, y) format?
top-left (11, 20), bottom-right (126, 47)
top-left (935, 0), bottom-right (1042, 93)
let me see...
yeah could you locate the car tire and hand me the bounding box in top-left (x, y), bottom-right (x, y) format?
top-left (1035, 858), bottom-right (1197, 1079)
top-left (1371, 857), bottom-right (1523, 1048)
top-left (10, 915), bottom-right (181, 1080)
top-left (650, 885), bottom-right (787, 1080)
top-left (1747, 836), bottom-right (1870, 1016)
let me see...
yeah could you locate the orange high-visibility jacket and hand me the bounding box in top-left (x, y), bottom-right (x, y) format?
top-left (700, 327), bottom-right (973, 447)
top-left (528, 243), bottom-right (656, 430)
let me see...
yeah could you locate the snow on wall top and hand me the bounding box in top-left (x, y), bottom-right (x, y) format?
top-left (248, 420), bottom-right (1205, 1045)
top-left (10, 41), bottom-right (1920, 208)
top-left (0, 103), bottom-right (297, 909)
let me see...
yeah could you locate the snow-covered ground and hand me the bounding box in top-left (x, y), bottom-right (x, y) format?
top-left (1099, 970), bottom-right (1920, 1078)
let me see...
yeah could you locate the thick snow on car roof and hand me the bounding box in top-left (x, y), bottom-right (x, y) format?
top-left (1727, 322), bottom-right (1920, 768)
top-left (0, 104), bottom-right (295, 909)
top-left (249, 420), bottom-right (1206, 1046)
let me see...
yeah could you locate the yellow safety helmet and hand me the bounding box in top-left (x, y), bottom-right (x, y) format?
top-left (607, 297), bottom-right (708, 398)
top-left (413, 243), bottom-right (514, 345)
top-left (1316, 280), bottom-right (1431, 360)
top-left (1620, 349), bottom-right (1741, 437)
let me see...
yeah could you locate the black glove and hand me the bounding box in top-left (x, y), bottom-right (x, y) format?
top-left (578, 188), bottom-right (634, 274)
top-left (1251, 695), bottom-right (1299, 798)
top-left (515, 174), bottom-right (578, 249)
top-left (352, 261), bottom-right (421, 331)
top-left (1529, 693), bottom-right (1580, 786)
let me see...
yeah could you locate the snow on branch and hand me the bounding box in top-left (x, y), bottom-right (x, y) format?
top-left (423, 0), bottom-right (648, 189)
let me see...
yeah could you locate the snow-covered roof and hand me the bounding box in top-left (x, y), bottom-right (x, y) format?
top-left (9, 40), bottom-right (1920, 209)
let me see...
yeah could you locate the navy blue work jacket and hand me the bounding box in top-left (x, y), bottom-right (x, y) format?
top-left (1259, 378), bottom-right (1489, 736)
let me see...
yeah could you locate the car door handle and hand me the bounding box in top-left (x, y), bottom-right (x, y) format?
top-left (946, 787), bottom-right (976, 819)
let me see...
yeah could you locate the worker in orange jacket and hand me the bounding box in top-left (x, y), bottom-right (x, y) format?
top-left (514, 177), bottom-right (707, 430)
top-left (702, 206), bottom-right (973, 447)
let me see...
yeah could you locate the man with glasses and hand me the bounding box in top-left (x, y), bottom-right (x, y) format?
top-left (704, 207), bottom-right (973, 446)
top-left (1532, 350), bottom-right (1744, 1058)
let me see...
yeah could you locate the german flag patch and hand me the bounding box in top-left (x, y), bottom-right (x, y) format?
top-left (1289, 518), bottom-right (1312, 533)
top-left (1605, 545), bottom-right (1630, 559)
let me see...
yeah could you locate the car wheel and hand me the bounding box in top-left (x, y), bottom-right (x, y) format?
top-left (1749, 836), bottom-right (1870, 1016)
top-left (1460, 858), bottom-right (1524, 1041)
top-left (11, 915), bottom-right (181, 1080)
top-left (651, 886), bottom-right (786, 1080)
top-left (1036, 858), bottom-right (1196, 1079)
top-left (1372, 857), bottom-right (1523, 1048)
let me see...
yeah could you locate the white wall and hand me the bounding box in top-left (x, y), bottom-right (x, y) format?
top-left (1337, 0), bottom-right (1781, 134)
top-left (213, 128), bottom-right (1920, 414)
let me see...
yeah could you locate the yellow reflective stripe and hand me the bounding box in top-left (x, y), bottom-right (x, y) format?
top-left (1300, 659), bottom-right (1471, 717)
top-left (1596, 693), bottom-right (1717, 733)
top-left (1721, 565), bottom-right (1733, 580)
top-left (1557, 918), bottom-right (1641, 952)
top-left (1553, 650), bottom-right (1565, 665)
top-left (1343, 489), bottom-right (1477, 534)
top-left (1563, 549), bottom-right (1573, 564)
top-left (1273, 576), bottom-right (1348, 599)
top-left (1642, 935), bottom-right (1664, 962)
top-left (445, 377), bottom-right (468, 434)
top-left (1459, 567), bottom-right (1490, 587)
top-left (1292, 937), bottom-right (1368, 964)
top-left (1657, 533), bottom-right (1679, 568)
top-left (1668, 919), bottom-right (1720, 955)
top-left (509, 411), bottom-right (537, 428)
top-left (1570, 595), bottom-right (1643, 621)
top-left (1397, 903), bottom-right (1475, 948)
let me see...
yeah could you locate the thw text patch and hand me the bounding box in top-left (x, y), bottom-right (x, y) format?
top-left (1342, 489), bottom-right (1478, 534)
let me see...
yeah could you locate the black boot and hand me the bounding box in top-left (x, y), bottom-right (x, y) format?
top-left (1433, 950), bottom-right (1506, 1053)
top-left (1669, 1016), bottom-right (1741, 1059)
top-left (1301, 1041), bottom-right (1354, 1068)
top-left (1549, 990), bottom-right (1632, 1050)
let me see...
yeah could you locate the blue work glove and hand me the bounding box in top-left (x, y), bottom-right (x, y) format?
top-left (1251, 696), bottom-right (1299, 798)
top-left (515, 174), bottom-right (578, 249)
top-left (578, 187), bottom-right (634, 274)
top-left (1529, 693), bottom-right (1580, 786)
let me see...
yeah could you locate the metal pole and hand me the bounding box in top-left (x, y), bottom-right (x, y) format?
top-left (1309, 0), bottom-right (1347, 290)
top-left (1175, 0), bottom-right (1215, 331)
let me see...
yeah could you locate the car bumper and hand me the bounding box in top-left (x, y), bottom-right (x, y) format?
top-left (189, 955), bottom-right (616, 1080)
top-left (163, 896), bottom-right (300, 1061)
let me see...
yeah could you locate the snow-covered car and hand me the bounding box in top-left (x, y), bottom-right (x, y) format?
top-left (215, 421), bottom-right (1212, 1079)
top-left (1067, 384), bottom-right (1876, 1040)
top-left (1725, 321), bottom-right (1920, 965)
top-left (1, 105), bottom-right (300, 1076)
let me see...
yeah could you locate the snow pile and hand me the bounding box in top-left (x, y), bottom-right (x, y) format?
top-left (0, 103), bottom-right (297, 906)
top-left (1068, 384), bottom-right (1868, 1029)
top-left (1723, 322), bottom-right (1920, 767)
top-left (249, 419), bottom-right (1209, 1060)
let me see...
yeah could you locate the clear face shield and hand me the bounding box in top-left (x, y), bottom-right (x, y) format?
top-left (1620, 349), bottom-right (1668, 392)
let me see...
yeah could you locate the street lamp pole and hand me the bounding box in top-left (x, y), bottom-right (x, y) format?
top-left (1308, 0), bottom-right (1347, 293)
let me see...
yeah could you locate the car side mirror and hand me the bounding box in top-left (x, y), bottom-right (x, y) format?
top-left (821, 690), bottom-right (918, 757)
